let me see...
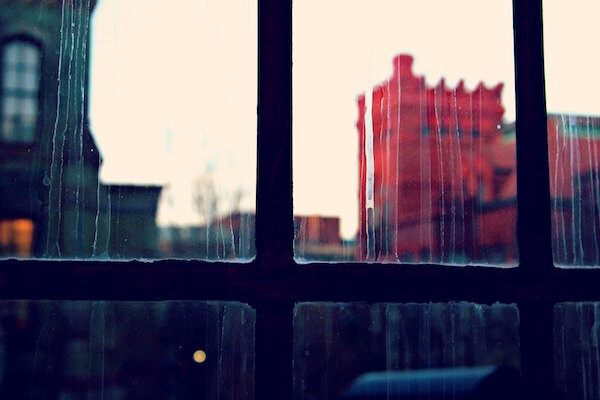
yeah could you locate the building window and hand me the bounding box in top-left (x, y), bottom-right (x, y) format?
top-left (1, 39), bottom-right (41, 144)
top-left (0, 219), bottom-right (34, 257)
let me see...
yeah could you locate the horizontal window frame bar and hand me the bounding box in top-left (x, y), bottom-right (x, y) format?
top-left (0, 259), bottom-right (595, 304)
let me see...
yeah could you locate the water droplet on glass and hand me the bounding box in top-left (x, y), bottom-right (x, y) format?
top-left (43, 176), bottom-right (51, 186)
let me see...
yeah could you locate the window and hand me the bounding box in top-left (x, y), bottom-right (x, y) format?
top-left (293, 0), bottom-right (517, 265)
top-left (0, 300), bottom-right (255, 398)
top-left (543, 0), bottom-right (600, 268)
top-left (0, 219), bottom-right (33, 257)
top-left (0, 39), bottom-right (40, 144)
top-left (0, 1), bottom-right (593, 399)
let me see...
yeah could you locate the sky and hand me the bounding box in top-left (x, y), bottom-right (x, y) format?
top-left (89, 0), bottom-right (257, 227)
top-left (293, 0), bottom-right (515, 239)
top-left (89, 0), bottom-right (600, 239)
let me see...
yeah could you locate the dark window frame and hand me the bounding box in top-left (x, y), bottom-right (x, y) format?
top-left (0, 0), bottom-right (593, 398)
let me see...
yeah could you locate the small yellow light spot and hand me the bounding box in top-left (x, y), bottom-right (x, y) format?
top-left (193, 350), bottom-right (207, 364)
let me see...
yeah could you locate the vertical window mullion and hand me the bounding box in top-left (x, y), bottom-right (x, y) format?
top-left (514, 0), bottom-right (552, 271)
top-left (255, 0), bottom-right (294, 400)
top-left (513, 0), bottom-right (554, 395)
top-left (256, 0), bottom-right (294, 272)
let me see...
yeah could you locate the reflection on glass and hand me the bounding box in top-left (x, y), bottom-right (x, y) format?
top-left (293, 0), bottom-right (516, 265)
top-left (0, 300), bottom-right (255, 399)
top-left (0, 1), bottom-right (256, 260)
top-left (293, 302), bottom-right (520, 400)
top-left (544, 1), bottom-right (600, 267)
top-left (554, 303), bottom-right (600, 400)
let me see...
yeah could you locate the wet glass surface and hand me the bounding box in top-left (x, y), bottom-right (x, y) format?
top-left (544, 0), bottom-right (600, 267)
top-left (293, 302), bottom-right (520, 400)
top-left (0, 300), bottom-right (255, 399)
top-left (554, 302), bottom-right (600, 400)
top-left (0, 0), bottom-right (256, 260)
top-left (293, 0), bottom-right (517, 265)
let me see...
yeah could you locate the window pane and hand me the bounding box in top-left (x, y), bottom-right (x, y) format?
top-left (1, 96), bottom-right (16, 115)
top-left (3, 42), bottom-right (18, 62)
top-left (21, 44), bottom-right (39, 67)
top-left (293, 302), bottom-right (520, 400)
top-left (0, 1), bottom-right (257, 260)
top-left (20, 97), bottom-right (36, 116)
top-left (2, 69), bottom-right (19, 90)
top-left (22, 70), bottom-right (38, 92)
top-left (0, 219), bottom-right (34, 257)
top-left (544, 1), bottom-right (600, 267)
top-left (293, 0), bottom-right (517, 265)
top-left (2, 41), bottom-right (40, 93)
top-left (554, 303), bottom-right (600, 400)
top-left (0, 300), bottom-right (255, 399)
top-left (1, 40), bottom-right (40, 145)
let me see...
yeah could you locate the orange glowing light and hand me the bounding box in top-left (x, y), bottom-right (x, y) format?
top-left (193, 350), bottom-right (207, 364)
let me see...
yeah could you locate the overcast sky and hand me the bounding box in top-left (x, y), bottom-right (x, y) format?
top-left (89, 0), bottom-right (257, 226)
top-left (293, 0), bottom-right (515, 239)
top-left (89, 0), bottom-right (600, 239)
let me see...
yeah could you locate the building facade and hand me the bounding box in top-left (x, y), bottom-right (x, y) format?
top-left (0, 0), bottom-right (161, 259)
top-left (356, 55), bottom-right (517, 264)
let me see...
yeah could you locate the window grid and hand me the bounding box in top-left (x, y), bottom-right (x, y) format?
top-left (0, 0), bottom-right (592, 398)
top-left (1, 40), bottom-right (40, 144)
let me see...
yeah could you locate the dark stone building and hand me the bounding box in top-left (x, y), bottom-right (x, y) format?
top-left (0, 0), bottom-right (162, 259)
top-left (0, 0), bottom-right (101, 258)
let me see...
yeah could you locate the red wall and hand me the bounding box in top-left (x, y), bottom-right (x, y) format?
top-left (356, 55), bottom-right (516, 263)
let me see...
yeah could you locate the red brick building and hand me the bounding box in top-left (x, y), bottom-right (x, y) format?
top-left (356, 55), bottom-right (517, 264)
top-left (294, 215), bottom-right (352, 261)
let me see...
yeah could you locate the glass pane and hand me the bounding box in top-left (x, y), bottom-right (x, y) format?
top-left (22, 44), bottom-right (39, 66)
top-left (0, 300), bottom-right (255, 399)
top-left (2, 93), bottom-right (37, 143)
top-left (293, 302), bottom-right (520, 400)
top-left (2, 41), bottom-right (40, 94)
top-left (22, 70), bottom-right (38, 92)
top-left (1, 95), bottom-right (17, 115)
top-left (2, 69), bottom-right (18, 90)
top-left (3, 42), bottom-right (18, 62)
top-left (0, 1), bottom-right (257, 260)
top-left (293, 0), bottom-right (517, 265)
top-left (20, 97), bottom-right (36, 116)
top-left (544, 1), bottom-right (600, 267)
top-left (554, 303), bottom-right (600, 400)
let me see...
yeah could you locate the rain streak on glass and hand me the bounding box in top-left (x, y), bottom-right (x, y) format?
top-left (293, 0), bottom-right (517, 265)
top-left (0, 0), bottom-right (257, 260)
top-left (554, 303), bottom-right (600, 400)
top-left (293, 302), bottom-right (520, 400)
top-left (0, 300), bottom-right (255, 399)
top-left (543, 0), bottom-right (600, 267)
